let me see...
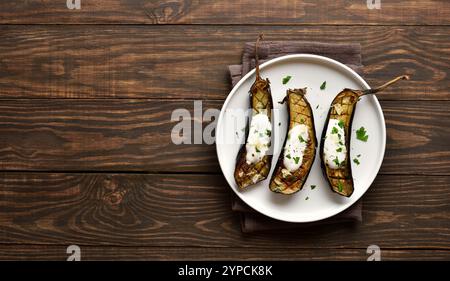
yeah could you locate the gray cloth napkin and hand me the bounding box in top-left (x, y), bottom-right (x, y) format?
top-left (228, 41), bottom-right (364, 233)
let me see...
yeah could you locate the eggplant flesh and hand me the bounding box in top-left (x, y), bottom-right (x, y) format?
top-left (320, 75), bottom-right (409, 197)
top-left (320, 90), bottom-right (358, 197)
top-left (270, 88), bottom-right (317, 195)
top-left (234, 35), bottom-right (273, 189)
top-left (234, 78), bottom-right (273, 189)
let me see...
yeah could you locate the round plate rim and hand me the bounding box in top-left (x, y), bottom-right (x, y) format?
top-left (216, 54), bottom-right (386, 223)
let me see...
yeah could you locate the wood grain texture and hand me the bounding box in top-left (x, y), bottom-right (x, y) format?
top-left (0, 25), bottom-right (448, 100)
top-left (0, 0), bottom-right (448, 25)
top-left (0, 0), bottom-right (448, 262)
top-left (0, 99), bottom-right (219, 172)
top-left (0, 245), bottom-right (449, 261)
top-left (0, 173), bottom-right (449, 249)
top-left (0, 99), bottom-right (448, 174)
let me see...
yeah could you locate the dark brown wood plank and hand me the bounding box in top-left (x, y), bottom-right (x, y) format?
top-left (0, 99), bottom-right (219, 172)
top-left (0, 25), bottom-right (448, 100)
top-left (0, 173), bottom-right (449, 249)
top-left (0, 245), bottom-right (448, 261)
top-left (380, 101), bottom-right (450, 175)
top-left (0, 99), bottom-right (449, 174)
top-left (0, 0), bottom-right (448, 25)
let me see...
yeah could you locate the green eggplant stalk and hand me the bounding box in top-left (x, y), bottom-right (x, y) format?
top-left (270, 88), bottom-right (317, 194)
top-left (234, 35), bottom-right (274, 189)
top-left (320, 75), bottom-right (409, 197)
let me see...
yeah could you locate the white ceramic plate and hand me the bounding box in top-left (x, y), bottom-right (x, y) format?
top-left (216, 54), bottom-right (385, 223)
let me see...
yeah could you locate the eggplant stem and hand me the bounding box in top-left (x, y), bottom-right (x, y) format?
top-left (255, 34), bottom-right (263, 80)
top-left (361, 75), bottom-right (410, 96)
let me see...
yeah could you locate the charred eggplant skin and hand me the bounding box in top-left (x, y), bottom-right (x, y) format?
top-left (320, 75), bottom-right (409, 197)
top-left (234, 35), bottom-right (273, 189)
top-left (320, 90), bottom-right (358, 197)
top-left (269, 88), bottom-right (317, 195)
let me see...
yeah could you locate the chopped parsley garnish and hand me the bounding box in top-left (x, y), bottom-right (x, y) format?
top-left (333, 157), bottom-right (340, 166)
top-left (282, 75), bottom-right (292, 85)
top-left (353, 158), bottom-right (360, 165)
top-left (339, 141), bottom-right (344, 146)
top-left (338, 120), bottom-right (345, 129)
top-left (331, 127), bottom-right (338, 134)
top-left (266, 129), bottom-right (271, 136)
top-left (278, 122), bottom-right (281, 126)
top-left (311, 185), bottom-right (316, 190)
top-left (320, 81), bottom-right (327, 90)
top-left (337, 181), bottom-right (344, 192)
top-left (357, 154), bottom-right (361, 157)
top-left (293, 156), bottom-right (300, 164)
top-left (337, 133), bottom-right (342, 139)
top-left (316, 105), bottom-right (319, 109)
top-left (299, 135), bottom-right (305, 143)
top-left (336, 147), bottom-right (342, 152)
top-left (286, 154), bottom-right (291, 159)
top-left (305, 196), bottom-right (309, 200)
top-left (255, 147), bottom-right (260, 153)
top-left (356, 127), bottom-right (369, 142)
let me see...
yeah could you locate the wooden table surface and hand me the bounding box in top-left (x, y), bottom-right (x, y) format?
top-left (0, 1), bottom-right (449, 261)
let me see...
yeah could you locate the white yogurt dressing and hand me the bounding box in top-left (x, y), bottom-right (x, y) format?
top-left (283, 124), bottom-right (309, 172)
top-left (323, 118), bottom-right (347, 169)
top-left (245, 113), bottom-right (272, 164)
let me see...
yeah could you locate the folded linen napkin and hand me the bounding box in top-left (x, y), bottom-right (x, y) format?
top-left (228, 41), bottom-right (364, 233)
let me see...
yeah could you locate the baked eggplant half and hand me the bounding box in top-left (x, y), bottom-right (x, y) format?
top-left (234, 35), bottom-right (274, 189)
top-left (320, 75), bottom-right (409, 197)
top-left (269, 88), bottom-right (317, 194)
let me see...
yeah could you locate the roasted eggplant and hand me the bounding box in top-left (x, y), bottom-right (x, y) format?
top-left (234, 35), bottom-right (274, 189)
top-left (320, 75), bottom-right (409, 197)
top-left (269, 88), bottom-right (317, 194)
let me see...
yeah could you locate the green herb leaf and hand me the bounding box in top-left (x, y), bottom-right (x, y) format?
top-left (298, 135), bottom-right (305, 143)
top-left (316, 105), bottom-right (319, 109)
top-left (339, 141), bottom-right (344, 146)
top-left (338, 120), bottom-right (345, 129)
top-left (311, 185), bottom-right (316, 190)
top-left (331, 127), bottom-right (338, 134)
top-left (286, 154), bottom-right (291, 159)
top-left (337, 181), bottom-right (344, 192)
top-left (336, 147), bottom-right (342, 152)
top-left (357, 154), bottom-right (361, 158)
top-left (356, 127), bottom-right (369, 142)
top-left (293, 156), bottom-right (300, 164)
top-left (353, 158), bottom-right (360, 165)
top-left (266, 129), bottom-right (271, 136)
top-left (320, 81), bottom-right (327, 90)
top-left (333, 157), bottom-right (340, 166)
top-left (255, 147), bottom-right (260, 153)
top-left (305, 196), bottom-right (309, 200)
top-left (282, 75), bottom-right (292, 85)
